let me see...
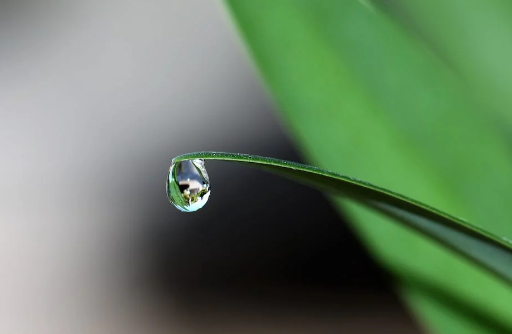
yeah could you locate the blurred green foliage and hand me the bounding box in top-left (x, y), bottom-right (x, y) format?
top-left (225, 0), bottom-right (512, 333)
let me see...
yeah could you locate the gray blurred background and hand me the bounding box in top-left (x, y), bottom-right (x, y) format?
top-left (0, 1), bottom-right (419, 333)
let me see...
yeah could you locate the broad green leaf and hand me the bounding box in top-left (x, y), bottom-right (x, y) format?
top-left (224, 1), bottom-right (512, 333)
top-left (376, 0), bottom-right (512, 130)
top-left (173, 151), bottom-right (512, 287)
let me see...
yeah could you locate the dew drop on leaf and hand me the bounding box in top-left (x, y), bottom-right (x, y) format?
top-left (166, 159), bottom-right (211, 212)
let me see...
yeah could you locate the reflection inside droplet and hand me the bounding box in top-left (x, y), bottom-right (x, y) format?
top-left (167, 159), bottom-right (211, 212)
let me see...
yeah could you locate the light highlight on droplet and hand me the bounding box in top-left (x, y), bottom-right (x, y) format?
top-left (167, 159), bottom-right (210, 212)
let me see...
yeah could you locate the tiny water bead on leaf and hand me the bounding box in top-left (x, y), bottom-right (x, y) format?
top-left (167, 159), bottom-right (211, 212)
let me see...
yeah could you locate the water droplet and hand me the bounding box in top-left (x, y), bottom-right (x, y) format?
top-left (167, 159), bottom-right (211, 212)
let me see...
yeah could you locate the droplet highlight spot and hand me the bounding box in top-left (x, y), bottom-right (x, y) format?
top-left (167, 159), bottom-right (211, 212)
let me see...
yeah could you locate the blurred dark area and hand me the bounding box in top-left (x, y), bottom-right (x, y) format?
top-left (132, 142), bottom-right (419, 333)
top-left (0, 0), bottom-right (419, 333)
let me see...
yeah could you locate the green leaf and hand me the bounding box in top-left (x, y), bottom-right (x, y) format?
top-left (224, 0), bottom-right (512, 333)
top-left (173, 151), bottom-right (512, 286)
top-left (376, 0), bottom-right (512, 129)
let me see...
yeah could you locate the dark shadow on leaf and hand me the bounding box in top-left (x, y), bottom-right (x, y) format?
top-left (401, 275), bottom-right (512, 334)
